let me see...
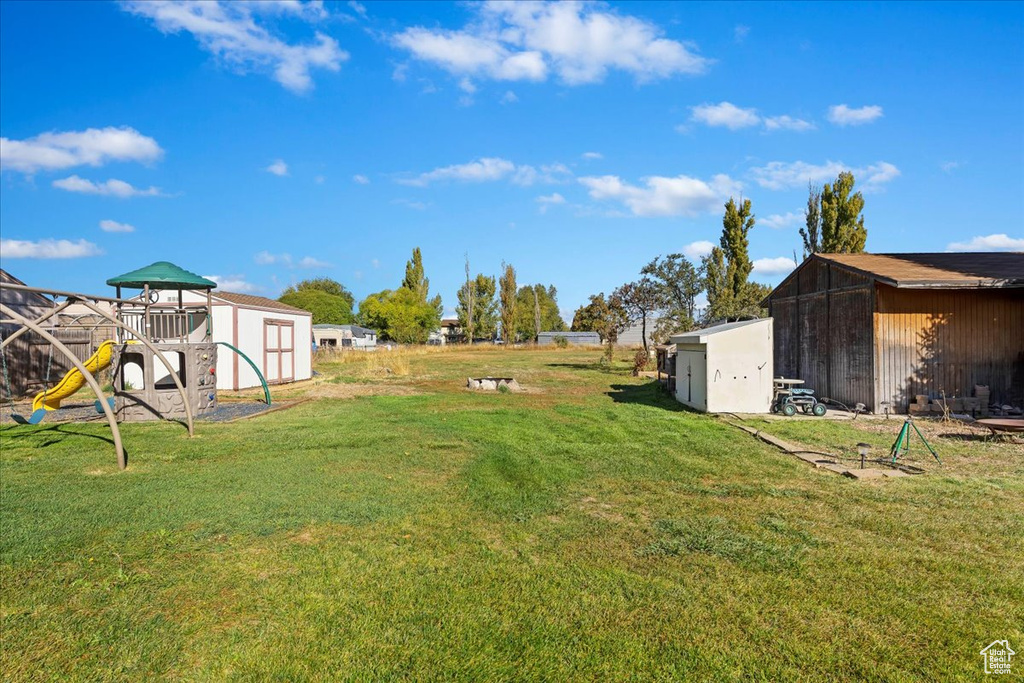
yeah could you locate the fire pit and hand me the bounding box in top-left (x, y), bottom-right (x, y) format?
top-left (467, 377), bottom-right (522, 392)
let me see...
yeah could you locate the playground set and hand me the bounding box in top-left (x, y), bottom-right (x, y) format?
top-left (0, 262), bottom-right (271, 470)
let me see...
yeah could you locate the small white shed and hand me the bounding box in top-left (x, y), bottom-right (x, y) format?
top-left (670, 318), bottom-right (773, 413)
top-left (169, 290), bottom-right (313, 390)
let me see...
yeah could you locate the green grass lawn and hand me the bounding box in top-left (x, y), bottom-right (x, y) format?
top-left (2, 347), bottom-right (1022, 681)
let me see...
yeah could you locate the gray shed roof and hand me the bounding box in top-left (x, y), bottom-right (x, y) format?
top-left (669, 318), bottom-right (771, 344)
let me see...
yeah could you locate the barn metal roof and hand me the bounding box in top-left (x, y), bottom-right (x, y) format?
top-left (106, 261), bottom-right (217, 290)
top-left (814, 252), bottom-right (1023, 288)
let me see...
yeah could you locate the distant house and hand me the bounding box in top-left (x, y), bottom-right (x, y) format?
top-left (436, 317), bottom-right (463, 345)
top-left (313, 324), bottom-right (377, 350)
top-left (537, 331), bottom-right (601, 346)
top-left (763, 252), bottom-right (1024, 413)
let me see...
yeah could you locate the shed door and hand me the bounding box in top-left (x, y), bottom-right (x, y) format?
top-left (264, 320), bottom-right (294, 384)
top-left (679, 349), bottom-right (707, 411)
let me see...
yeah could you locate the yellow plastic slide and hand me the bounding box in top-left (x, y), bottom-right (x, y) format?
top-left (32, 340), bottom-right (116, 412)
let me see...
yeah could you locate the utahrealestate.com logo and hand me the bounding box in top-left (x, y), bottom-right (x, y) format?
top-left (980, 640), bottom-right (1016, 675)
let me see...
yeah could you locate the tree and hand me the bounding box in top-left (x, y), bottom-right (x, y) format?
top-left (498, 262), bottom-right (517, 343)
top-left (571, 293), bottom-right (628, 343)
top-left (355, 247), bottom-right (442, 343)
top-left (703, 197), bottom-right (767, 322)
top-left (278, 289), bottom-right (355, 325)
top-left (402, 247), bottom-right (429, 301)
top-left (463, 256), bottom-right (475, 344)
top-left (280, 277), bottom-right (355, 309)
top-left (357, 288), bottom-right (441, 344)
top-left (641, 254), bottom-right (702, 337)
top-left (513, 284), bottom-right (565, 341)
top-left (820, 171), bottom-right (867, 253)
top-left (457, 274), bottom-right (498, 340)
top-left (612, 278), bottom-right (664, 353)
top-left (800, 183), bottom-right (822, 257)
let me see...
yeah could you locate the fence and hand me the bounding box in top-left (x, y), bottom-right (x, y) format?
top-left (1, 327), bottom-right (94, 400)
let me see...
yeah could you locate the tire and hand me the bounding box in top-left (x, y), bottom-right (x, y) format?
top-left (782, 403), bottom-right (797, 417)
top-left (813, 403), bottom-right (827, 417)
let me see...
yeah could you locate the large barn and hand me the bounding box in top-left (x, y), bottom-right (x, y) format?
top-left (764, 252), bottom-right (1024, 414)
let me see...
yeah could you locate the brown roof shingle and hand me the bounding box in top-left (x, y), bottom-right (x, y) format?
top-left (815, 252), bottom-right (1024, 288)
top-left (214, 291), bottom-right (311, 314)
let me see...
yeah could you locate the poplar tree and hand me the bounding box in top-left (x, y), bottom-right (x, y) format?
top-left (498, 262), bottom-right (518, 343)
top-left (820, 171), bottom-right (867, 253)
top-left (800, 183), bottom-right (822, 257)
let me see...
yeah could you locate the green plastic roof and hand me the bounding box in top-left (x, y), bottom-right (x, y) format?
top-left (106, 261), bottom-right (217, 290)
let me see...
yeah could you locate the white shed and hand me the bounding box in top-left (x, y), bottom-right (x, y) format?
top-left (168, 290), bottom-right (313, 390)
top-left (670, 318), bottom-right (773, 413)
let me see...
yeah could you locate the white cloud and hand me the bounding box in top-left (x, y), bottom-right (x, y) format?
top-left (500, 90), bottom-right (518, 104)
top-left (204, 274), bottom-right (259, 292)
top-left (266, 159), bottom-right (289, 176)
top-left (371, 258), bottom-right (380, 268)
top-left (690, 102), bottom-right (759, 130)
top-left (579, 173), bottom-right (740, 217)
top-left (391, 198), bottom-right (429, 211)
top-left (688, 103), bottom-right (814, 132)
top-left (122, 0), bottom-right (347, 93)
top-left (760, 211), bottom-right (802, 229)
top-left (582, 151), bottom-right (603, 160)
top-left (458, 77), bottom-right (477, 93)
top-left (52, 175), bottom-right (164, 198)
top-left (940, 161), bottom-right (960, 173)
top-left (399, 157), bottom-right (571, 188)
top-left (763, 115), bottom-right (815, 132)
top-left (298, 256), bottom-right (331, 268)
top-left (827, 104), bottom-right (883, 126)
top-left (401, 157), bottom-right (514, 186)
top-left (734, 24), bottom-right (750, 43)
top-left (947, 234), bottom-right (1024, 252)
top-left (353, 173), bottom-right (370, 184)
top-left (0, 238), bottom-right (103, 259)
top-left (753, 256), bottom-right (797, 276)
top-left (0, 126), bottom-right (163, 174)
top-left (682, 240), bottom-right (715, 260)
top-left (255, 250), bottom-right (289, 265)
top-left (314, 175), bottom-right (325, 184)
top-left (392, 2), bottom-right (710, 87)
top-left (536, 192), bottom-right (566, 213)
top-left (99, 219), bottom-right (135, 233)
top-left (750, 160), bottom-right (900, 191)
top-left (347, 1), bottom-right (367, 18)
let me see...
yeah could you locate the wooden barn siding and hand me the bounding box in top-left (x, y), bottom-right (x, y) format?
top-left (874, 286), bottom-right (1024, 412)
top-left (769, 261), bottom-right (875, 409)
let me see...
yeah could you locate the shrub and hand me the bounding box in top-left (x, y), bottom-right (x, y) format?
top-left (553, 335), bottom-right (569, 349)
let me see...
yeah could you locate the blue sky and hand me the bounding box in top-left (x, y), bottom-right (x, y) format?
top-left (2, 1), bottom-right (1022, 316)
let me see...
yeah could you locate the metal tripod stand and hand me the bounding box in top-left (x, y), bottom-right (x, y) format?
top-left (889, 415), bottom-right (941, 465)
